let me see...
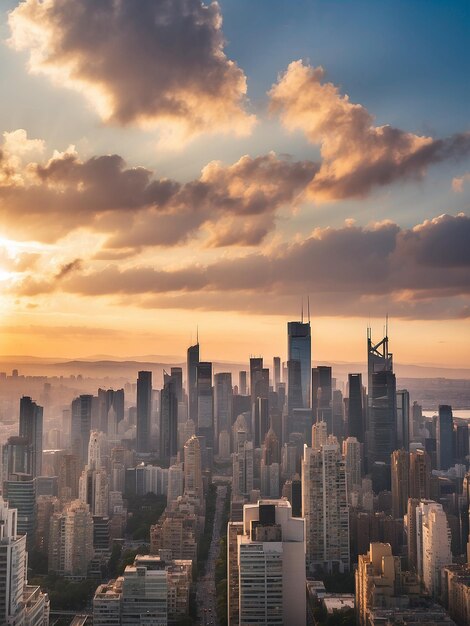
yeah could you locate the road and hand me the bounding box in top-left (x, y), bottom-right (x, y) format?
top-left (196, 484), bottom-right (227, 626)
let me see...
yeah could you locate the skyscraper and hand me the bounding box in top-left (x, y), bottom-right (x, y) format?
top-left (49, 499), bottom-right (94, 577)
top-left (214, 372), bottom-right (232, 453)
top-left (183, 435), bottom-right (203, 501)
top-left (409, 449), bottom-right (431, 500)
top-left (19, 396), bottom-right (43, 478)
top-left (415, 500), bottom-right (452, 597)
top-left (347, 373), bottom-right (364, 441)
top-left (160, 371), bottom-right (178, 465)
top-left (437, 405), bottom-right (454, 470)
top-left (287, 320), bottom-right (311, 408)
top-left (302, 439), bottom-right (350, 573)
top-left (234, 500), bottom-right (306, 625)
top-left (187, 342), bottom-right (199, 421)
top-left (0, 496), bottom-right (50, 625)
top-left (196, 361), bottom-right (213, 449)
top-left (71, 394), bottom-right (93, 468)
top-left (136, 371), bottom-right (152, 454)
top-left (391, 449), bottom-right (409, 519)
top-left (396, 389), bottom-right (410, 451)
top-left (273, 356), bottom-right (281, 391)
top-left (367, 328), bottom-right (396, 491)
top-left (312, 366), bottom-right (332, 422)
top-left (249, 357), bottom-right (264, 403)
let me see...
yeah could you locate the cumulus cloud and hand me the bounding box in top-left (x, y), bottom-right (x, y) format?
top-left (15, 213), bottom-right (470, 320)
top-left (0, 131), bottom-right (316, 246)
top-left (269, 60), bottom-right (470, 200)
top-left (8, 0), bottom-right (255, 142)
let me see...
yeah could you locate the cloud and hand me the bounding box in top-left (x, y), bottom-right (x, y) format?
top-left (0, 132), bottom-right (316, 247)
top-left (452, 173), bottom-right (470, 192)
top-left (15, 213), bottom-right (470, 320)
top-left (55, 258), bottom-right (83, 279)
top-left (8, 0), bottom-right (255, 142)
top-left (269, 60), bottom-right (470, 200)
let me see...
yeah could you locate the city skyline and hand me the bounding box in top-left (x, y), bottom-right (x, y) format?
top-left (0, 0), bottom-right (469, 366)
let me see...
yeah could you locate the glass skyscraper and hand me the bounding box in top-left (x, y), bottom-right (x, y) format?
top-left (287, 321), bottom-right (311, 409)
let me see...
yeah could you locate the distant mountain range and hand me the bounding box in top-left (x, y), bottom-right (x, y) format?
top-left (0, 354), bottom-right (469, 381)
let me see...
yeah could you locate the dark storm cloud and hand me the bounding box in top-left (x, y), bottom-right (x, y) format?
top-left (9, 0), bottom-right (255, 140)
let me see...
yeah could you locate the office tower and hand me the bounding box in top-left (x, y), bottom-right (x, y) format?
top-left (287, 359), bottom-right (303, 416)
top-left (369, 371), bottom-right (397, 492)
top-left (196, 362), bottom-right (213, 447)
top-left (214, 372), bottom-right (232, 453)
top-left (409, 449), bottom-right (431, 500)
top-left (312, 366), bottom-right (332, 424)
top-left (253, 396), bottom-right (269, 448)
top-left (58, 453), bottom-right (79, 501)
top-left (232, 440), bottom-right (254, 497)
top-left (167, 463), bottom-right (184, 504)
top-left (302, 440), bottom-right (350, 573)
top-left (169, 367), bottom-right (183, 403)
top-left (239, 370), bottom-right (247, 396)
top-left (348, 373), bottom-right (364, 441)
top-left (312, 420), bottom-right (328, 450)
top-left (0, 496), bottom-right (50, 626)
top-left (183, 435), bottom-right (203, 501)
top-left (407, 497), bottom-right (420, 572)
top-left (97, 388), bottom-right (125, 433)
top-left (356, 542), bottom-right (420, 626)
top-left (136, 371), bottom-right (152, 454)
top-left (3, 474), bottom-right (36, 548)
top-left (187, 342), bottom-right (199, 421)
top-left (36, 495), bottom-right (59, 555)
top-left (260, 428), bottom-right (280, 497)
top-left (396, 389), bottom-right (410, 451)
top-left (78, 431), bottom-right (109, 517)
top-left (232, 500), bottom-right (305, 625)
top-left (412, 401), bottom-right (423, 439)
top-left (454, 422), bottom-right (469, 464)
top-left (160, 372), bottom-right (178, 465)
top-left (415, 500), bottom-right (452, 597)
top-left (437, 405), bottom-right (454, 470)
top-left (49, 499), bottom-right (94, 577)
top-left (19, 396), bottom-right (43, 478)
top-left (71, 394), bottom-right (93, 468)
top-left (2, 436), bottom-right (31, 479)
top-left (287, 320), bottom-right (311, 409)
top-left (249, 357), bottom-right (264, 403)
top-left (332, 389), bottom-right (345, 439)
top-left (391, 449), bottom-right (409, 519)
top-left (273, 356), bottom-right (281, 391)
top-left (343, 437), bottom-right (362, 498)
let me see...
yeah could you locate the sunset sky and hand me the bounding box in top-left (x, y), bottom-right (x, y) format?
top-left (0, 0), bottom-right (469, 366)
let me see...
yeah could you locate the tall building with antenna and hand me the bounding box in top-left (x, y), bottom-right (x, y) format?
top-left (187, 331), bottom-right (200, 422)
top-left (367, 321), bottom-right (397, 492)
top-left (287, 299), bottom-right (311, 409)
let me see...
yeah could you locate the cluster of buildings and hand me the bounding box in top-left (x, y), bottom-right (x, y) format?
top-left (0, 317), bottom-right (469, 625)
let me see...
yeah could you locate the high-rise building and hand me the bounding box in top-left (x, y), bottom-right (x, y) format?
top-left (249, 357), bottom-right (264, 403)
top-left (48, 499), bottom-right (94, 577)
top-left (396, 389), bottom-right (410, 451)
top-left (71, 394), bottom-right (93, 468)
top-left (196, 362), bottom-right (213, 448)
top-left (78, 431), bottom-right (109, 517)
top-left (287, 359), bottom-right (303, 415)
top-left (312, 366), bottom-right (332, 424)
top-left (136, 371), bottom-right (152, 454)
top-left (409, 449), bottom-right (431, 500)
top-left (183, 436), bottom-right (203, 502)
top-left (187, 342), bottom-right (199, 421)
top-left (97, 388), bottom-right (125, 433)
top-left (302, 439), bottom-right (350, 573)
top-left (273, 356), bottom-right (281, 392)
top-left (2, 436), bottom-right (31, 479)
top-left (391, 449), bottom-right (409, 519)
top-left (415, 500), bottom-right (452, 597)
top-left (437, 405), bottom-right (454, 471)
top-left (214, 372), bottom-right (232, 453)
top-left (348, 373), bottom-right (364, 441)
top-left (232, 440), bottom-right (254, 497)
top-left (160, 372), bottom-right (178, 465)
top-left (0, 496), bottom-right (50, 626)
top-left (233, 500), bottom-right (306, 625)
top-left (3, 474), bottom-right (36, 548)
top-left (167, 463), bottom-right (184, 505)
top-left (367, 328), bottom-right (397, 489)
top-left (238, 370), bottom-right (247, 396)
top-left (58, 453), bottom-right (79, 501)
top-left (287, 320), bottom-right (311, 408)
top-left (19, 396), bottom-right (43, 478)
top-left (343, 437), bottom-right (362, 499)
top-left (121, 561), bottom-right (168, 625)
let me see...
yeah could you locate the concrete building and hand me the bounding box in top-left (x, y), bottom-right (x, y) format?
top-left (302, 440), bottom-right (350, 573)
top-left (48, 499), bottom-right (94, 578)
top-left (0, 496), bottom-right (49, 626)
top-left (183, 435), bottom-right (203, 501)
top-left (415, 500), bottom-right (452, 597)
top-left (343, 436), bottom-right (362, 500)
top-left (233, 500), bottom-right (305, 626)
